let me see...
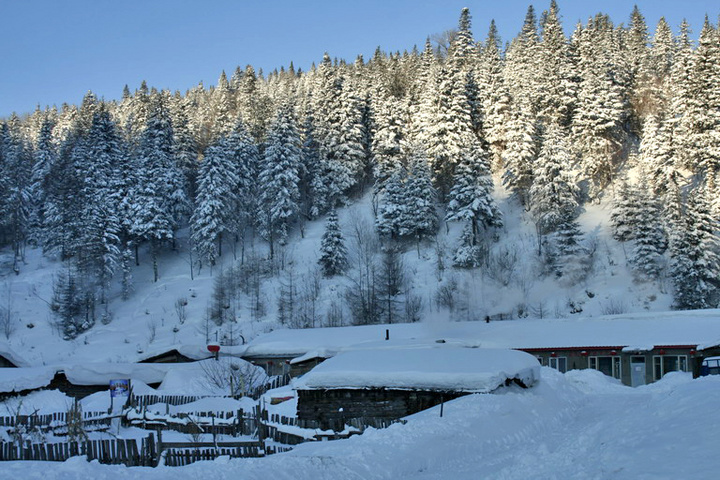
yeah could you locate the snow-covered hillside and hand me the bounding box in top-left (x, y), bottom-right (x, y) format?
top-left (0, 185), bottom-right (675, 366)
top-left (2, 369), bottom-right (718, 479)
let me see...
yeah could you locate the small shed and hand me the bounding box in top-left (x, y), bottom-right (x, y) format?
top-left (295, 347), bottom-right (540, 431)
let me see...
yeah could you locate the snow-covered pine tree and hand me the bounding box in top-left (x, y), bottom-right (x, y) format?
top-left (629, 179), bottom-right (667, 281)
top-left (504, 6), bottom-right (540, 113)
top-left (43, 123), bottom-right (85, 259)
top-left (536, 0), bottom-right (575, 129)
top-left (669, 186), bottom-right (720, 309)
top-left (610, 178), bottom-right (641, 243)
top-left (375, 166), bottom-right (407, 241)
top-left (257, 103), bottom-right (302, 258)
top-left (172, 97), bottom-right (200, 202)
top-left (76, 106), bottom-right (124, 309)
top-left (28, 116), bottom-right (56, 246)
top-left (371, 96), bottom-right (405, 191)
top-left (529, 122), bottom-right (580, 253)
top-left (502, 99), bottom-right (537, 207)
top-left (190, 136), bottom-right (240, 267)
top-left (402, 144), bottom-right (438, 245)
top-left (478, 20), bottom-right (511, 170)
top-left (551, 211), bottom-right (586, 281)
top-left (639, 114), bottom-right (676, 196)
top-left (318, 209), bottom-right (347, 277)
top-left (676, 18), bottom-right (720, 180)
top-left (226, 118), bottom-right (260, 257)
top-left (338, 80), bottom-right (370, 189)
top-left (426, 8), bottom-right (479, 197)
top-left (571, 15), bottom-right (628, 197)
top-left (445, 140), bottom-right (502, 244)
top-left (129, 96), bottom-right (186, 281)
top-left (0, 116), bottom-right (33, 272)
top-left (310, 55), bottom-right (355, 215)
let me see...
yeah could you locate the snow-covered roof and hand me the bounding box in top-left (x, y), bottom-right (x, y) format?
top-left (136, 344), bottom-right (248, 363)
top-left (294, 347), bottom-right (540, 393)
top-left (0, 366), bottom-right (57, 393)
top-left (246, 310), bottom-right (720, 360)
top-left (0, 343), bottom-right (32, 368)
top-left (0, 362), bottom-right (207, 393)
top-left (62, 363), bottom-right (188, 386)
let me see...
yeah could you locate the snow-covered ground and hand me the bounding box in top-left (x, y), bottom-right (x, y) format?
top-left (1, 368), bottom-right (718, 479)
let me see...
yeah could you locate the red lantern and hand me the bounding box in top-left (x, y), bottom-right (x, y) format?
top-left (610, 350), bottom-right (617, 356)
top-left (690, 349), bottom-right (696, 356)
top-left (550, 352), bottom-right (557, 358)
top-left (581, 351), bottom-right (588, 356)
top-left (658, 349), bottom-right (665, 355)
top-left (207, 343), bottom-right (220, 361)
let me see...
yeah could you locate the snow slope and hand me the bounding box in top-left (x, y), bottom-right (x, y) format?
top-left (0, 184), bottom-right (678, 368)
top-left (1, 368), bottom-right (718, 479)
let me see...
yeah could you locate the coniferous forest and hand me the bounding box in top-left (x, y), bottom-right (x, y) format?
top-left (2, 2), bottom-right (720, 339)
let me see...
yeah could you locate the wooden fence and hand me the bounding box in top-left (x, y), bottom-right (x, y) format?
top-left (132, 394), bottom-right (207, 409)
top-left (160, 441), bottom-right (264, 466)
top-left (0, 435), bottom-right (156, 466)
top-left (0, 435), bottom-right (282, 467)
top-left (0, 410), bottom-right (110, 428)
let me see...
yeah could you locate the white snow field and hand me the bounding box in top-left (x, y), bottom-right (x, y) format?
top-left (1, 368), bottom-right (718, 479)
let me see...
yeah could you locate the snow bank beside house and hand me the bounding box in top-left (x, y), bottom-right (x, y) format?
top-left (294, 347), bottom-right (540, 393)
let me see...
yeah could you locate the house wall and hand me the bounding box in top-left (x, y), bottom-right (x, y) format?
top-left (290, 358), bottom-right (325, 378)
top-left (246, 356), bottom-right (293, 377)
top-left (297, 388), bottom-right (464, 431)
top-left (529, 346), bottom-right (702, 386)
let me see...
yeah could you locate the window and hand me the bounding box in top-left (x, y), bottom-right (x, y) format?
top-left (548, 356), bottom-right (567, 373)
top-left (589, 356), bottom-right (622, 380)
top-left (653, 355), bottom-right (688, 380)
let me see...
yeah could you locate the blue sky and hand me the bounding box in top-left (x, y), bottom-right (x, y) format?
top-left (1, 0), bottom-right (717, 118)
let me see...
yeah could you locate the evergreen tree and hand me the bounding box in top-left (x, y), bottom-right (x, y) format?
top-left (610, 178), bottom-right (641, 242)
top-left (0, 117), bottom-right (33, 272)
top-left (190, 137), bottom-right (240, 267)
top-left (28, 117), bottom-right (56, 246)
top-left (536, 0), bottom-right (575, 128)
top-left (630, 181), bottom-right (667, 280)
top-left (529, 123), bottom-right (580, 252)
top-left (226, 118), bottom-right (260, 253)
top-left (676, 18), bottom-right (720, 180)
top-left (502, 99), bottom-right (537, 206)
top-left (43, 124), bottom-right (85, 259)
top-left (375, 167), bottom-right (407, 240)
top-left (445, 141), bottom-right (502, 246)
top-left (318, 209), bottom-right (347, 277)
top-left (669, 187), bottom-right (720, 309)
top-left (402, 145), bottom-right (438, 244)
top-left (551, 212), bottom-right (586, 281)
top-left (571, 15), bottom-right (628, 196)
top-left (257, 104), bottom-right (302, 258)
top-left (129, 97), bottom-right (185, 281)
top-left (77, 107), bottom-right (123, 308)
